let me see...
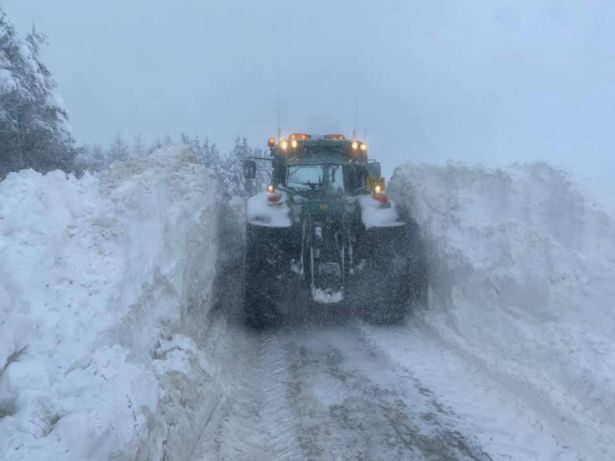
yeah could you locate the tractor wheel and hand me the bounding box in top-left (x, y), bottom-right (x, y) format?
top-left (358, 221), bottom-right (427, 324)
top-left (243, 224), bottom-right (287, 329)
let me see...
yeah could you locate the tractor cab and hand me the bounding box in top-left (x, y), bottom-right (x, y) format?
top-left (245, 133), bottom-right (383, 197)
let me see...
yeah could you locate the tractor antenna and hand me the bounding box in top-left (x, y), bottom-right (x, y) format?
top-left (352, 87), bottom-right (359, 140)
top-left (276, 72), bottom-right (282, 139)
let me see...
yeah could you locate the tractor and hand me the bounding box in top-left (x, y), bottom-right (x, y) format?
top-left (242, 133), bottom-right (426, 328)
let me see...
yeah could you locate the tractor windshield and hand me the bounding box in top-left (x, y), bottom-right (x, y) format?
top-left (286, 164), bottom-right (345, 194)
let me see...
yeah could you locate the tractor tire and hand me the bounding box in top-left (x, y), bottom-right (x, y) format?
top-left (357, 221), bottom-right (427, 324)
top-left (243, 224), bottom-right (291, 329)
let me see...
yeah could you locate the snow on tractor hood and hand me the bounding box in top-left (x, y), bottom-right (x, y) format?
top-left (246, 191), bottom-right (292, 227)
top-left (358, 195), bottom-right (405, 229)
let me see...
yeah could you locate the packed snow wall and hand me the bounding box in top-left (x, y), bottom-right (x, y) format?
top-left (0, 147), bottom-right (222, 460)
top-left (389, 162), bottom-right (615, 459)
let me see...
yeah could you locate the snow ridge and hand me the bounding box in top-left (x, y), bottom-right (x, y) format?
top-left (390, 161), bottom-right (615, 460)
top-left (0, 147), bottom-right (221, 460)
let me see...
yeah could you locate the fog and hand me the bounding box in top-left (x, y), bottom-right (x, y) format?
top-left (3, 0), bottom-right (614, 183)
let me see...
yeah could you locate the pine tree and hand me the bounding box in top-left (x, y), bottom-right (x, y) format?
top-left (133, 133), bottom-right (146, 157)
top-left (0, 9), bottom-right (76, 178)
top-left (180, 133), bottom-right (224, 175)
top-left (202, 137), bottom-right (223, 172)
top-left (180, 134), bottom-right (269, 196)
top-left (74, 144), bottom-right (107, 172)
top-left (220, 137), bottom-right (247, 196)
top-left (108, 134), bottom-right (129, 163)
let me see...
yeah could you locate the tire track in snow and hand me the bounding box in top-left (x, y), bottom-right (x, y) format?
top-left (194, 314), bottom-right (491, 461)
top-left (279, 322), bottom-right (491, 461)
top-left (357, 321), bottom-right (584, 460)
top-left (194, 321), bottom-right (305, 461)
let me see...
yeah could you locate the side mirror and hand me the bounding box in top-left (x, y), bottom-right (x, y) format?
top-left (367, 161), bottom-right (381, 178)
top-left (243, 160), bottom-right (257, 179)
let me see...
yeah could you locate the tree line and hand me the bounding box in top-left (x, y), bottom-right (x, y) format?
top-left (78, 134), bottom-right (270, 196)
top-left (0, 8), bottom-right (269, 196)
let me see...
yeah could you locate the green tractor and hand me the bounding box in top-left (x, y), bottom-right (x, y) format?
top-left (242, 133), bottom-right (427, 328)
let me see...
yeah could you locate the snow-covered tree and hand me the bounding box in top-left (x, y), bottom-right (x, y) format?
top-left (202, 137), bottom-right (223, 172)
top-left (221, 137), bottom-right (251, 196)
top-left (75, 144), bottom-right (106, 172)
top-left (180, 134), bottom-right (270, 196)
top-left (0, 9), bottom-right (76, 178)
top-left (148, 135), bottom-right (174, 154)
top-left (132, 133), bottom-right (146, 157)
top-left (181, 134), bottom-right (224, 173)
top-left (108, 134), bottom-right (129, 163)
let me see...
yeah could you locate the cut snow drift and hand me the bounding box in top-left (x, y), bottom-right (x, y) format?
top-left (0, 147), bottom-right (221, 461)
top-left (390, 162), bottom-right (615, 460)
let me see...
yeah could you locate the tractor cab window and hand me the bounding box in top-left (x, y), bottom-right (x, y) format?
top-left (286, 165), bottom-right (345, 193)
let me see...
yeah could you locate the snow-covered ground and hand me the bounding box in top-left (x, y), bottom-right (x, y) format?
top-left (0, 147), bottom-right (222, 460)
top-left (389, 162), bottom-right (615, 460)
top-left (2, 153), bottom-right (614, 460)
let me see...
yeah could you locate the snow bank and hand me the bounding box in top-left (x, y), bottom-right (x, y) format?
top-left (0, 147), bottom-right (221, 460)
top-left (390, 162), bottom-right (615, 459)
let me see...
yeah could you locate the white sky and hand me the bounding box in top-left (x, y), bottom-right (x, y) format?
top-left (2, 0), bottom-right (614, 184)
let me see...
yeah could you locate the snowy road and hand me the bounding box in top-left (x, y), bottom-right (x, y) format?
top-left (192, 312), bottom-right (582, 460)
top-left (189, 266), bottom-right (575, 461)
top-left (195, 318), bottom-right (489, 461)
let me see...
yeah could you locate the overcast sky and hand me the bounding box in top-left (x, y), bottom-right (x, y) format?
top-left (2, 0), bottom-right (614, 183)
